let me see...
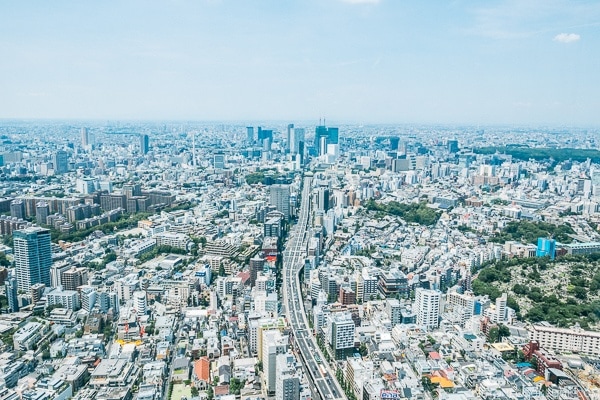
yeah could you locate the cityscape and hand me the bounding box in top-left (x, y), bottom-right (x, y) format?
top-left (2, 1), bottom-right (600, 400)
top-left (0, 121), bottom-right (600, 400)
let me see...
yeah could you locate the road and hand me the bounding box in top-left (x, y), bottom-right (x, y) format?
top-left (282, 175), bottom-right (346, 400)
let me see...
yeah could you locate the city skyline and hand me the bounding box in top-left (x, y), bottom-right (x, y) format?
top-left (1, 0), bottom-right (599, 125)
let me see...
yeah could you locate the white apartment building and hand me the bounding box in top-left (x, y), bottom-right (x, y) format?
top-left (262, 329), bottom-right (289, 395)
top-left (276, 352), bottom-right (300, 400)
top-left (414, 288), bottom-right (441, 329)
top-left (327, 311), bottom-right (355, 352)
top-left (47, 287), bottom-right (81, 311)
top-left (529, 324), bottom-right (600, 357)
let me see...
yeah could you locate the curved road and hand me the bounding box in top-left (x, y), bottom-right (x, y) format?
top-left (282, 176), bottom-right (346, 400)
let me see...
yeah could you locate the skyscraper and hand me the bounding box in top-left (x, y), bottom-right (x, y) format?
top-left (286, 124), bottom-right (294, 153)
top-left (290, 128), bottom-right (304, 155)
top-left (246, 126), bottom-right (254, 144)
top-left (53, 150), bottom-right (69, 174)
top-left (81, 127), bottom-right (89, 148)
top-left (314, 125), bottom-right (339, 156)
top-left (262, 329), bottom-right (289, 395)
top-left (414, 288), bottom-right (441, 329)
top-left (4, 276), bottom-right (19, 313)
top-left (14, 227), bottom-right (52, 291)
top-left (316, 187), bottom-right (330, 212)
top-left (269, 184), bottom-right (291, 219)
top-left (140, 134), bottom-right (149, 154)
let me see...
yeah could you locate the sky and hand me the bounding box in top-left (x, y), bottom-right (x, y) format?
top-left (1, 0), bottom-right (599, 125)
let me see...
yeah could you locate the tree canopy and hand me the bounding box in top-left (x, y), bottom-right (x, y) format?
top-left (364, 199), bottom-right (441, 226)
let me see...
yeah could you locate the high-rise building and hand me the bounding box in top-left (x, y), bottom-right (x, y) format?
top-left (123, 184), bottom-right (142, 198)
top-left (61, 267), bottom-right (89, 291)
top-left (262, 329), bottom-right (289, 395)
top-left (536, 237), bottom-right (556, 260)
top-left (5, 277), bottom-right (19, 313)
top-left (249, 255), bottom-right (265, 287)
top-left (327, 311), bottom-right (355, 359)
top-left (290, 128), bottom-right (305, 155)
top-left (386, 298), bottom-right (402, 326)
top-left (246, 126), bottom-right (254, 143)
top-left (81, 127), bottom-right (89, 148)
top-left (140, 134), bottom-right (149, 154)
top-left (414, 288), bottom-right (441, 329)
top-left (10, 199), bottom-right (25, 219)
top-left (36, 202), bottom-right (49, 225)
top-left (133, 291), bottom-right (147, 315)
top-left (269, 185), bottom-right (291, 219)
top-left (276, 353), bottom-right (300, 400)
top-left (53, 150), bottom-right (69, 174)
top-left (495, 293), bottom-right (508, 324)
top-left (314, 125), bottom-right (339, 156)
top-left (286, 124), bottom-right (294, 153)
top-left (316, 187), bottom-right (330, 212)
top-left (14, 227), bottom-right (52, 292)
top-left (214, 153), bottom-right (225, 169)
top-left (447, 139), bottom-right (459, 153)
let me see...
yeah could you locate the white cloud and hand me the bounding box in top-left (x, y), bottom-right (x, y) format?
top-left (339, 0), bottom-right (380, 4)
top-left (553, 33), bottom-right (580, 43)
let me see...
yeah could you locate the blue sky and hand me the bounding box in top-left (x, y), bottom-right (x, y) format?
top-left (1, 0), bottom-right (599, 125)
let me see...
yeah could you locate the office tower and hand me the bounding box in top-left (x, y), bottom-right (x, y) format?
top-left (191, 131), bottom-right (197, 167)
top-left (390, 137), bottom-right (400, 151)
top-left (214, 153), bottom-right (225, 169)
top-left (262, 329), bottom-right (289, 394)
top-left (81, 127), bottom-right (89, 148)
top-left (298, 141), bottom-right (305, 165)
top-left (5, 277), bottom-right (19, 313)
top-left (328, 127), bottom-right (339, 144)
top-left (414, 288), bottom-right (441, 329)
top-left (290, 128), bottom-right (304, 155)
top-left (53, 150), bottom-right (69, 174)
top-left (536, 238), bottom-right (556, 260)
top-left (314, 125), bottom-right (339, 156)
top-left (276, 353), bottom-right (300, 400)
top-left (14, 227), bottom-right (52, 291)
top-left (81, 128), bottom-right (90, 148)
top-left (140, 134), bottom-right (149, 154)
top-left (286, 124), bottom-right (294, 153)
top-left (328, 311), bottom-right (355, 359)
top-left (447, 139), bottom-right (459, 153)
top-left (36, 202), bottom-right (49, 225)
top-left (247, 126), bottom-right (254, 143)
top-left (317, 187), bottom-right (330, 212)
top-left (249, 255), bottom-right (265, 287)
top-left (10, 199), bottom-right (25, 219)
top-left (386, 298), bottom-right (402, 326)
top-left (269, 184), bottom-right (291, 219)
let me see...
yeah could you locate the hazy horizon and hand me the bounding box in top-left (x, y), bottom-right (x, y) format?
top-left (1, 0), bottom-right (599, 126)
